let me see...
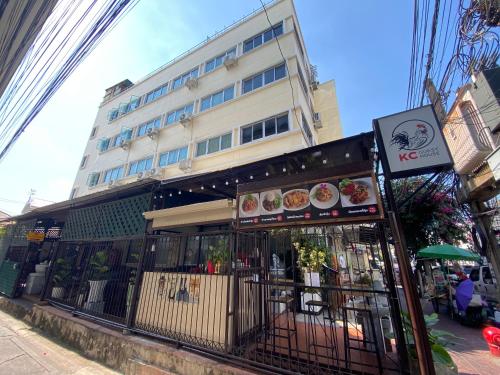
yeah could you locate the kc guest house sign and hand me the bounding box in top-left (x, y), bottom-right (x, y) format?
top-left (374, 105), bottom-right (453, 178)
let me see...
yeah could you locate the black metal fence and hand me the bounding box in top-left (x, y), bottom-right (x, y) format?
top-left (45, 237), bottom-right (143, 326)
top-left (44, 225), bottom-right (407, 374)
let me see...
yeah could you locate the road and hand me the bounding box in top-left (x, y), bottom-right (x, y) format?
top-left (0, 309), bottom-right (118, 375)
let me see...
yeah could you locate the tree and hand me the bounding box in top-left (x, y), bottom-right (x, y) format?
top-left (391, 174), bottom-right (470, 258)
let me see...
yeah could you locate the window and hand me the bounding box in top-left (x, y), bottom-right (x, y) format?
top-left (297, 62), bottom-right (308, 95)
top-left (87, 172), bottom-right (100, 187)
top-left (172, 67), bottom-right (199, 90)
top-left (196, 133), bottom-right (232, 156)
top-left (166, 103), bottom-right (194, 125)
top-left (128, 157), bottom-right (153, 176)
top-left (461, 101), bottom-right (491, 148)
top-left (137, 118), bottom-right (161, 137)
top-left (302, 113), bottom-right (314, 146)
top-left (103, 166), bottom-right (124, 183)
top-left (205, 47), bottom-right (237, 73)
top-left (144, 84), bottom-right (168, 104)
top-left (200, 86), bottom-right (234, 112)
top-left (107, 109), bottom-right (119, 122)
top-left (90, 127), bottom-right (97, 138)
top-left (158, 146), bottom-right (188, 167)
top-left (97, 138), bottom-right (110, 152)
top-left (113, 128), bottom-right (133, 147)
top-left (242, 63), bottom-right (286, 94)
top-left (243, 22), bottom-right (283, 53)
top-left (69, 188), bottom-right (78, 200)
top-left (80, 155), bottom-right (88, 169)
top-left (241, 113), bottom-right (289, 145)
top-left (129, 96), bottom-right (141, 111)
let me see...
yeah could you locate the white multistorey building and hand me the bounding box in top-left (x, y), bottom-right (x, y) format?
top-left (70, 0), bottom-right (343, 199)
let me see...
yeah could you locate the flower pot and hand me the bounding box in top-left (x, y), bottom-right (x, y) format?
top-left (87, 280), bottom-right (108, 303)
top-left (51, 286), bottom-right (65, 299)
top-left (301, 291), bottom-right (322, 313)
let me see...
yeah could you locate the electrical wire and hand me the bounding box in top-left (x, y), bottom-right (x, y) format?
top-left (0, 0), bottom-right (140, 163)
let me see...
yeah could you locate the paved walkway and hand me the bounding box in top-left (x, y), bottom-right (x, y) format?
top-left (0, 309), bottom-right (118, 375)
top-left (422, 300), bottom-right (500, 375)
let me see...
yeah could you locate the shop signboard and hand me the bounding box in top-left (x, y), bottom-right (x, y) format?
top-left (26, 231), bottom-right (45, 242)
top-left (374, 105), bottom-right (453, 179)
top-left (237, 172), bottom-right (383, 229)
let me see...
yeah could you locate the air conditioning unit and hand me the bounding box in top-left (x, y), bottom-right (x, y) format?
top-left (120, 139), bottom-right (131, 149)
top-left (146, 168), bottom-right (157, 176)
top-left (137, 172), bottom-right (144, 179)
top-left (223, 55), bottom-right (238, 69)
top-left (185, 77), bottom-right (198, 89)
top-left (108, 180), bottom-right (116, 187)
top-left (313, 112), bottom-right (322, 129)
top-left (147, 128), bottom-right (160, 139)
top-left (179, 113), bottom-right (192, 125)
top-left (179, 159), bottom-right (192, 171)
top-left (311, 81), bottom-right (319, 90)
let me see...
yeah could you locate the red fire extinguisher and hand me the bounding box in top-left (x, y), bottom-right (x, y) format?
top-left (482, 326), bottom-right (500, 357)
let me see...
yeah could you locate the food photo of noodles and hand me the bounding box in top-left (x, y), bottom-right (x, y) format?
top-left (283, 189), bottom-right (310, 211)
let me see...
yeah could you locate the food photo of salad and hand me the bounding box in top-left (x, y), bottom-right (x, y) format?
top-left (339, 178), bottom-right (376, 207)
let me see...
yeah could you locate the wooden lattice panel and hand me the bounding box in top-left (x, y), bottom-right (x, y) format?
top-left (61, 193), bottom-right (151, 241)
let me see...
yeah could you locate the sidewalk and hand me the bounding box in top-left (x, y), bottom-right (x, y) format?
top-left (0, 308), bottom-right (117, 375)
top-left (422, 300), bottom-right (500, 375)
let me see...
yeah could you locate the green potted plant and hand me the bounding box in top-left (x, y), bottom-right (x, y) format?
top-left (51, 258), bottom-right (71, 298)
top-left (86, 251), bottom-right (110, 304)
top-left (388, 312), bottom-right (459, 374)
top-left (207, 239), bottom-right (230, 274)
top-left (294, 240), bottom-right (330, 313)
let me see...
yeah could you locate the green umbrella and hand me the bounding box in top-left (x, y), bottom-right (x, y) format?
top-left (416, 244), bottom-right (481, 261)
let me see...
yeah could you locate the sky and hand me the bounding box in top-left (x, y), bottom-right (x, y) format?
top-left (0, 0), bottom-right (413, 215)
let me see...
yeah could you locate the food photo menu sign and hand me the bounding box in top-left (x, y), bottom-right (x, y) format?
top-left (237, 172), bottom-right (384, 229)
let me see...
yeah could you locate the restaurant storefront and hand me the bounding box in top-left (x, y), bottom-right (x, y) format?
top-left (13, 133), bottom-right (412, 374)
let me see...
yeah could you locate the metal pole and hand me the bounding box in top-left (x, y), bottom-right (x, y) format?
top-left (385, 179), bottom-right (435, 375)
top-left (377, 223), bottom-right (410, 373)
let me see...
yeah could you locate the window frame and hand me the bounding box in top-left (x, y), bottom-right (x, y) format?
top-left (165, 103), bottom-right (194, 125)
top-left (158, 146), bottom-right (189, 167)
top-left (172, 67), bottom-right (199, 90)
top-left (200, 85), bottom-right (235, 112)
top-left (87, 172), bottom-right (100, 187)
top-left (242, 21), bottom-right (284, 54)
top-left (242, 63), bottom-right (287, 94)
top-left (137, 118), bottom-right (161, 137)
top-left (240, 113), bottom-right (289, 145)
top-left (204, 47), bottom-right (237, 73)
top-left (102, 165), bottom-right (125, 184)
top-left (127, 156), bottom-right (154, 176)
top-left (80, 155), bottom-right (88, 169)
top-left (195, 132), bottom-right (232, 157)
top-left (144, 84), bottom-right (168, 104)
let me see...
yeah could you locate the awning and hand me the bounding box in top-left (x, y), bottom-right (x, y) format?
top-left (144, 199), bottom-right (235, 229)
top-left (416, 244), bottom-right (481, 262)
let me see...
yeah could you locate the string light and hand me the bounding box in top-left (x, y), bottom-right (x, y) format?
top-left (235, 179), bottom-right (239, 183)
top-left (282, 167), bottom-right (287, 172)
top-left (301, 164), bottom-right (305, 169)
top-left (189, 188), bottom-right (192, 193)
top-left (249, 175), bottom-right (253, 180)
top-left (322, 159), bottom-right (327, 164)
top-left (265, 171), bottom-right (269, 176)
top-left (201, 186), bottom-right (204, 190)
top-left (212, 184), bottom-right (216, 188)
top-left (225, 181), bottom-right (229, 185)
top-left (159, 195), bottom-right (163, 199)
top-left (345, 153), bottom-right (350, 158)
top-left (169, 193), bottom-right (172, 197)
top-left (178, 191), bottom-right (181, 195)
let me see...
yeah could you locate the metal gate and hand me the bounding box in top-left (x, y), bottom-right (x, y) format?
top-left (232, 224), bottom-right (406, 375)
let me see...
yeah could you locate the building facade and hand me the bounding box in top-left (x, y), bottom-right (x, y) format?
top-left (70, 0), bottom-right (342, 199)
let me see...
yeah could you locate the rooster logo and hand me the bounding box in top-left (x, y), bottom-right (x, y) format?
top-left (390, 120), bottom-right (434, 151)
